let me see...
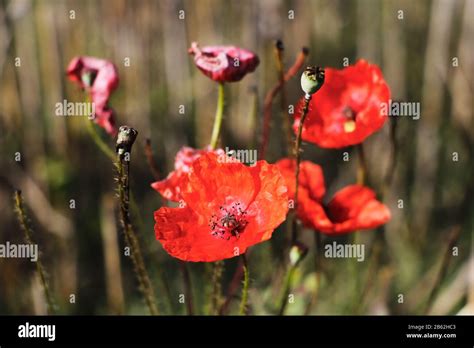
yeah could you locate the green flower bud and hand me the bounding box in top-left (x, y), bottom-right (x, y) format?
top-left (289, 242), bottom-right (308, 266)
top-left (301, 66), bottom-right (325, 96)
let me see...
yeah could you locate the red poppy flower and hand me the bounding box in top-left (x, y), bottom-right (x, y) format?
top-left (154, 153), bottom-right (288, 262)
top-left (276, 158), bottom-right (390, 234)
top-left (188, 42), bottom-right (259, 83)
top-left (151, 146), bottom-right (225, 201)
top-left (293, 60), bottom-right (390, 148)
top-left (67, 56), bottom-right (119, 135)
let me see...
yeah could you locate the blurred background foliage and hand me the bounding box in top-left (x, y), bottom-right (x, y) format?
top-left (0, 0), bottom-right (472, 315)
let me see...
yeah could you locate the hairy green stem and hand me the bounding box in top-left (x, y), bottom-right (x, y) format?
top-left (180, 261), bottom-right (194, 315)
top-left (14, 190), bottom-right (55, 314)
top-left (85, 117), bottom-right (116, 162)
top-left (239, 254), bottom-right (249, 315)
top-left (277, 263), bottom-right (297, 315)
top-left (291, 94), bottom-right (311, 243)
top-left (210, 82), bottom-right (225, 149)
top-left (210, 260), bottom-right (224, 315)
top-left (116, 153), bottom-right (158, 315)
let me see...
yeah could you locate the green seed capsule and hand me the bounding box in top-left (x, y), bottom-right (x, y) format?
top-left (301, 66), bottom-right (325, 95)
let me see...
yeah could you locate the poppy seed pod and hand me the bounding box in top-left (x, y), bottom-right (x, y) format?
top-left (116, 126), bottom-right (138, 156)
top-left (300, 66), bottom-right (325, 96)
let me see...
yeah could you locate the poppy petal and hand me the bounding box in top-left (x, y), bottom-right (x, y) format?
top-left (180, 152), bottom-right (257, 218)
top-left (327, 184), bottom-right (391, 233)
top-left (154, 206), bottom-right (245, 262)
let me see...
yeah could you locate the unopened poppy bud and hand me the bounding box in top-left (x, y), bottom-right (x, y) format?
top-left (116, 125), bottom-right (138, 155)
top-left (301, 66), bottom-right (325, 96)
top-left (289, 242), bottom-right (308, 266)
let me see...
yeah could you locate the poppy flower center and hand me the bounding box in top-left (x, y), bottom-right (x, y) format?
top-left (209, 202), bottom-right (248, 240)
top-left (343, 106), bottom-right (356, 133)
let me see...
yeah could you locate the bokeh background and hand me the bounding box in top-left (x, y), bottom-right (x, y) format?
top-left (0, 0), bottom-right (472, 315)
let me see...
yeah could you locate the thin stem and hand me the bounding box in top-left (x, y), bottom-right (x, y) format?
top-left (210, 260), bottom-right (224, 315)
top-left (424, 226), bottom-right (461, 314)
top-left (210, 82), bottom-right (225, 150)
top-left (274, 40), bottom-right (293, 155)
top-left (304, 231), bottom-right (322, 314)
top-left (259, 47), bottom-right (309, 160)
top-left (291, 94), bottom-right (311, 244)
top-left (355, 231), bottom-right (383, 313)
top-left (144, 138), bottom-right (160, 181)
top-left (116, 153), bottom-right (158, 315)
top-left (239, 254), bottom-right (249, 315)
top-left (356, 143), bottom-right (368, 186)
top-left (219, 258), bottom-right (244, 315)
top-left (180, 261), bottom-right (194, 315)
top-left (14, 190), bottom-right (55, 314)
top-left (85, 117), bottom-right (116, 162)
top-left (277, 263), bottom-right (297, 315)
top-left (249, 87), bottom-right (259, 150)
top-left (382, 117), bottom-right (398, 199)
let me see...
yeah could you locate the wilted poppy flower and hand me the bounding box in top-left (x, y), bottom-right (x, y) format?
top-left (188, 42), bottom-right (259, 83)
top-left (276, 158), bottom-right (390, 234)
top-left (293, 60), bottom-right (390, 148)
top-left (151, 146), bottom-right (225, 201)
top-left (154, 153), bottom-right (288, 262)
top-left (67, 56), bottom-right (119, 135)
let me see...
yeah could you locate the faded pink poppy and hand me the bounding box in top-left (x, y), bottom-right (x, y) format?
top-left (67, 56), bottom-right (119, 135)
top-left (188, 42), bottom-right (259, 83)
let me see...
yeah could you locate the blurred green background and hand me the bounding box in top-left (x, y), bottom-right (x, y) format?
top-left (0, 0), bottom-right (472, 315)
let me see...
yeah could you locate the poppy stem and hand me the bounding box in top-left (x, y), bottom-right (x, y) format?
top-left (144, 138), bottom-right (160, 181)
top-left (239, 254), bottom-right (249, 315)
top-left (277, 244), bottom-right (307, 315)
top-left (259, 47), bottom-right (309, 160)
top-left (116, 127), bottom-right (158, 315)
top-left (382, 117), bottom-right (398, 199)
top-left (304, 231), bottom-right (322, 314)
top-left (210, 260), bottom-right (224, 314)
top-left (13, 190), bottom-right (55, 315)
top-left (274, 40), bottom-right (293, 155)
top-left (85, 117), bottom-right (116, 162)
top-left (219, 258), bottom-right (244, 315)
top-left (424, 226), bottom-right (461, 314)
top-left (180, 261), bottom-right (194, 315)
top-left (277, 263), bottom-right (297, 315)
top-left (356, 143), bottom-right (368, 186)
top-left (291, 94), bottom-right (312, 244)
top-left (210, 82), bottom-right (225, 150)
